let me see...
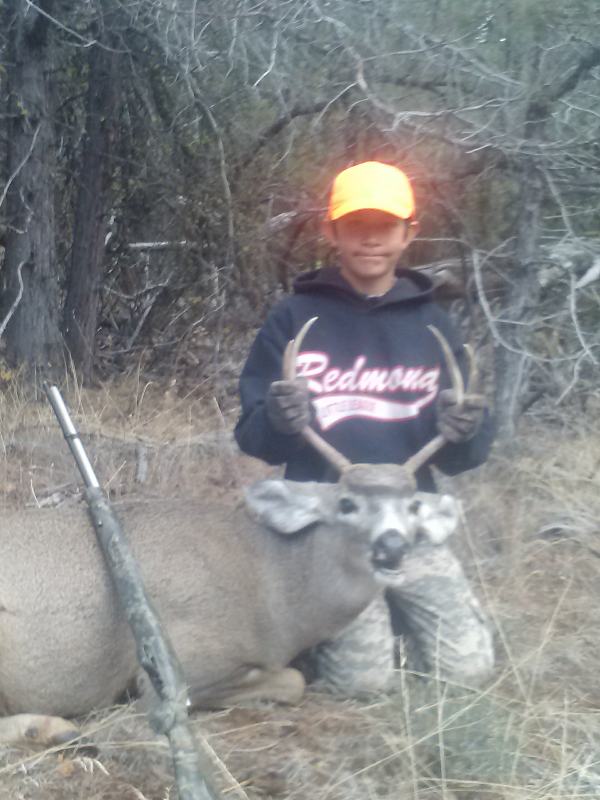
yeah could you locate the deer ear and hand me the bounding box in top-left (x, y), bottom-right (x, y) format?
top-left (415, 493), bottom-right (459, 545)
top-left (245, 479), bottom-right (323, 535)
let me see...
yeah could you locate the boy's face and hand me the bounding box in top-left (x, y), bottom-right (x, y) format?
top-left (323, 209), bottom-right (419, 295)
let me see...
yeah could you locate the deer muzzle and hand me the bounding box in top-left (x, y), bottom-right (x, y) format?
top-left (371, 529), bottom-right (409, 573)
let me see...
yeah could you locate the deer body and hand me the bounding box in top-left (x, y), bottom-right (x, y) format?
top-left (0, 319), bottom-right (471, 747)
top-left (0, 471), bottom-right (458, 745)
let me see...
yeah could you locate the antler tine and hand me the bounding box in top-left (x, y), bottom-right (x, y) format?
top-left (283, 316), bottom-right (318, 381)
top-left (283, 316), bottom-right (352, 474)
top-left (427, 325), bottom-right (464, 404)
top-left (401, 326), bottom-right (472, 477)
top-left (464, 343), bottom-right (479, 394)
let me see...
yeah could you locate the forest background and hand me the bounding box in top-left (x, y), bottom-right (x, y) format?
top-left (1, 0), bottom-right (599, 441)
top-left (2, 3), bottom-right (600, 799)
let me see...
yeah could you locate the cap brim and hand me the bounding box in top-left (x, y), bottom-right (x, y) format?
top-left (330, 198), bottom-right (412, 220)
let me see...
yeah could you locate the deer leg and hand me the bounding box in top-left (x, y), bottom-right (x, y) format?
top-left (194, 667), bottom-right (306, 709)
top-left (0, 713), bottom-right (81, 748)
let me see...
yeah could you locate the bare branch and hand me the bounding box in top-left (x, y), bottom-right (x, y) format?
top-left (0, 261), bottom-right (25, 340)
top-left (0, 123), bottom-right (41, 211)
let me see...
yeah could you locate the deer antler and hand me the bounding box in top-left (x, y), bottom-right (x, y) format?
top-left (427, 325), bottom-right (464, 404)
top-left (464, 344), bottom-right (479, 395)
top-left (402, 326), bottom-right (479, 474)
top-left (283, 320), bottom-right (477, 483)
top-left (282, 317), bottom-right (318, 383)
top-left (283, 317), bottom-right (352, 473)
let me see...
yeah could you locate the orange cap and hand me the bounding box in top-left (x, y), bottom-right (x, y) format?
top-left (328, 161), bottom-right (415, 221)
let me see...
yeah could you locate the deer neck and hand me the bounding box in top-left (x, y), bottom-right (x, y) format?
top-left (258, 522), bottom-right (380, 657)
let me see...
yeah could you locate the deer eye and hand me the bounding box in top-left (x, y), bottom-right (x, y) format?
top-left (408, 499), bottom-right (421, 514)
top-left (339, 497), bottom-right (358, 514)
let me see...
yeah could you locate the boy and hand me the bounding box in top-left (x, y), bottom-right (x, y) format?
top-left (235, 161), bottom-right (494, 694)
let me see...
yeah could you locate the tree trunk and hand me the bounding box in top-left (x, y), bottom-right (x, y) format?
top-left (493, 93), bottom-right (547, 442)
top-left (3, 0), bottom-right (61, 368)
top-left (492, 44), bottom-right (600, 442)
top-left (493, 152), bottom-right (545, 441)
top-left (63, 21), bottom-right (121, 382)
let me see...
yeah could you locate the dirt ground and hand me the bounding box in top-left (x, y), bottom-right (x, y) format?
top-left (2, 377), bottom-right (600, 799)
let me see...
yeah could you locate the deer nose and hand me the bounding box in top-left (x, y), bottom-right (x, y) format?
top-left (371, 530), bottom-right (408, 571)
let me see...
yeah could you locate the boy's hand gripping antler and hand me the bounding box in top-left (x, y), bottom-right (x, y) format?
top-left (427, 325), bottom-right (486, 444)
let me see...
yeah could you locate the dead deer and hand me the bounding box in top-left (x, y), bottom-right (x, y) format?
top-left (0, 323), bottom-right (468, 748)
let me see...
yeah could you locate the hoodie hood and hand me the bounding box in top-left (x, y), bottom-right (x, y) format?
top-left (292, 265), bottom-right (434, 308)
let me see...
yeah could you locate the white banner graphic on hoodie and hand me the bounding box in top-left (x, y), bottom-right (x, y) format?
top-left (312, 392), bottom-right (436, 431)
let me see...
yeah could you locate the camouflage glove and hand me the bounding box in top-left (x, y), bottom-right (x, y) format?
top-left (266, 379), bottom-right (312, 435)
top-left (436, 389), bottom-right (486, 443)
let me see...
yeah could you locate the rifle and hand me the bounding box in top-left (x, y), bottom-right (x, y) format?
top-left (44, 382), bottom-right (222, 800)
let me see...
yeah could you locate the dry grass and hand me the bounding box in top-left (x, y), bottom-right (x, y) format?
top-left (2, 376), bottom-right (600, 799)
top-left (0, 371), bottom-right (276, 509)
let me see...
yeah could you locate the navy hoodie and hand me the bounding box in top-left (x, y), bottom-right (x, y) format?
top-left (235, 266), bottom-right (494, 490)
